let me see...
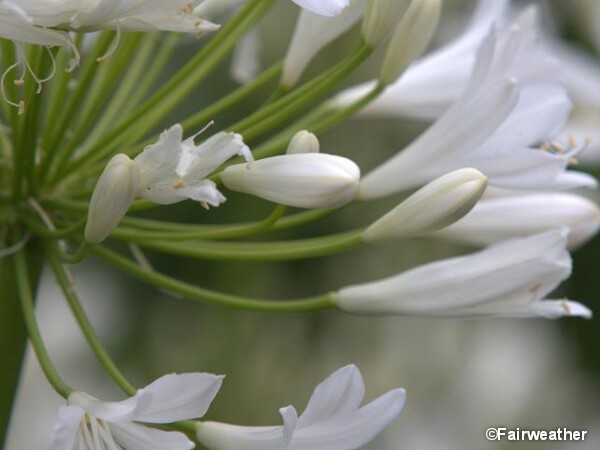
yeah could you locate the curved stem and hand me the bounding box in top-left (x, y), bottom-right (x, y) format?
top-left (13, 249), bottom-right (72, 398)
top-left (46, 245), bottom-right (136, 396)
top-left (93, 245), bottom-right (336, 312)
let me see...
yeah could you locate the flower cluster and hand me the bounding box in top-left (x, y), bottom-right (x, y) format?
top-left (1, 0), bottom-right (599, 449)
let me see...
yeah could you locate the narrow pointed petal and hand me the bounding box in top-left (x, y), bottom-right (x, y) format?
top-left (297, 365), bottom-right (365, 428)
top-left (110, 422), bottom-right (194, 450)
top-left (68, 391), bottom-right (148, 423)
top-left (289, 388), bottom-right (406, 450)
top-left (197, 406), bottom-right (298, 450)
top-left (133, 373), bottom-right (224, 423)
top-left (50, 406), bottom-right (84, 450)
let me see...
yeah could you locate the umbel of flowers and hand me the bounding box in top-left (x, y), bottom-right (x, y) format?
top-left (0, 0), bottom-right (598, 449)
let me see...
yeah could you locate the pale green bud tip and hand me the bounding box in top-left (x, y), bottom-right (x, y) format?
top-left (361, 0), bottom-right (411, 46)
top-left (287, 130), bottom-right (321, 154)
top-left (85, 154), bottom-right (140, 244)
top-left (363, 168), bottom-right (488, 241)
top-left (379, 0), bottom-right (442, 86)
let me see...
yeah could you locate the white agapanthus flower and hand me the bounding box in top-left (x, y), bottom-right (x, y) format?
top-left (357, 9), bottom-right (597, 200)
top-left (433, 190), bottom-right (600, 250)
top-left (292, 0), bottom-right (349, 17)
top-left (337, 228), bottom-right (592, 319)
top-left (221, 153), bottom-right (360, 208)
top-left (85, 124), bottom-right (252, 243)
top-left (51, 373), bottom-right (224, 450)
top-left (197, 364), bottom-right (406, 450)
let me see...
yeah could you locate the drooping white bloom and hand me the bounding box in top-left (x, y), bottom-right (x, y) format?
top-left (363, 168), bottom-right (488, 241)
top-left (378, 0), bottom-right (441, 86)
top-left (197, 364), bottom-right (406, 450)
top-left (282, 0), bottom-right (367, 88)
top-left (332, 0), bottom-right (513, 119)
top-left (85, 154), bottom-right (141, 244)
top-left (221, 153), bottom-right (360, 208)
top-left (357, 9), bottom-right (597, 200)
top-left (286, 130), bottom-right (320, 154)
top-left (51, 373), bottom-right (223, 450)
top-left (85, 124), bottom-right (251, 242)
top-left (291, 0), bottom-right (349, 17)
top-left (433, 191), bottom-right (600, 250)
top-left (337, 228), bottom-right (592, 319)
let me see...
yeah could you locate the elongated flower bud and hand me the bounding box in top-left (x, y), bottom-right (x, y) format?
top-left (85, 154), bottom-right (140, 243)
top-left (434, 192), bottom-right (600, 250)
top-left (220, 153), bottom-right (360, 208)
top-left (286, 130), bottom-right (320, 154)
top-left (336, 228), bottom-right (592, 319)
top-left (363, 168), bottom-right (487, 241)
top-left (379, 0), bottom-right (441, 86)
top-left (362, 0), bottom-right (411, 46)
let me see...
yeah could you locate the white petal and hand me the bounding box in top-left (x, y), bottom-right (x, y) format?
top-left (291, 0), bottom-right (349, 17)
top-left (133, 372), bottom-right (224, 423)
top-left (230, 27), bottom-right (262, 84)
top-left (282, 0), bottom-right (366, 87)
top-left (297, 365), bottom-right (365, 428)
top-left (434, 192), bottom-right (600, 250)
top-left (289, 388), bottom-right (406, 450)
top-left (197, 406), bottom-right (298, 450)
top-left (110, 422), bottom-right (194, 450)
top-left (176, 180), bottom-right (227, 207)
top-left (50, 406), bottom-right (84, 450)
top-left (68, 391), bottom-right (149, 423)
top-left (513, 300), bottom-right (593, 319)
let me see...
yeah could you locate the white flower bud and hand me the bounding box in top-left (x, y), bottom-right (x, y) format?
top-left (220, 153), bottom-right (360, 208)
top-left (363, 168), bottom-right (488, 241)
top-left (361, 0), bottom-right (411, 46)
top-left (85, 154), bottom-right (140, 244)
top-left (286, 130), bottom-right (321, 154)
top-left (379, 0), bottom-right (441, 86)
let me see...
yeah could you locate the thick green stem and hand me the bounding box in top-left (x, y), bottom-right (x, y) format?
top-left (0, 240), bottom-right (44, 447)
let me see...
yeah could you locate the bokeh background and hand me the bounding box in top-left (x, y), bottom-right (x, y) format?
top-left (6, 0), bottom-right (600, 448)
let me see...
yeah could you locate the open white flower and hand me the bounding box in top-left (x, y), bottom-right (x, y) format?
top-left (357, 9), bottom-right (596, 200)
top-left (221, 153), bottom-right (360, 208)
top-left (197, 364), bottom-right (406, 450)
top-left (433, 190), bottom-right (600, 250)
top-left (51, 373), bottom-right (224, 450)
top-left (85, 124), bottom-right (251, 242)
top-left (136, 124), bottom-right (252, 206)
top-left (337, 228), bottom-right (592, 319)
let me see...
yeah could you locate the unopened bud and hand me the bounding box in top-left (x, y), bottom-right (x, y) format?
top-left (85, 154), bottom-right (140, 243)
top-left (361, 0), bottom-right (411, 46)
top-left (287, 130), bottom-right (321, 154)
top-left (221, 153), bottom-right (360, 208)
top-left (379, 0), bottom-right (441, 86)
top-left (363, 168), bottom-right (487, 241)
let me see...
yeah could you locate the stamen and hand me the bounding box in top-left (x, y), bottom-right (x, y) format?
top-left (97, 26), bottom-right (122, 63)
top-left (1, 60), bottom-right (25, 113)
